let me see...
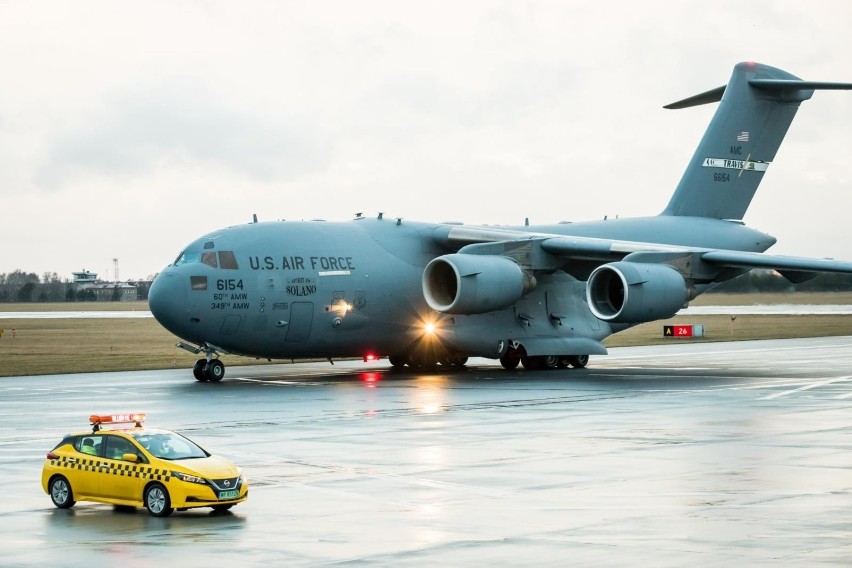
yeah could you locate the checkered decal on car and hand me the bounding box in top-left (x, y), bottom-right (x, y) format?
top-left (49, 456), bottom-right (171, 482)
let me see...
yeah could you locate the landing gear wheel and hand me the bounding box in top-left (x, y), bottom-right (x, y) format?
top-left (388, 356), bottom-right (406, 368)
top-left (408, 355), bottom-right (436, 369)
top-left (49, 476), bottom-right (75, 509)
top-left (521, 356), bottom-right (540, 370)
top-left (203, 359), bottom-right (225, 382)
top-left (500, 355), bottom-right (520, 370)
top-left (145, 483), bottom-right (174, 517)
top-left (541, 355), bottom-right (559, 369)
top-left (441, 354), bottom-right (469, 367)
top-left (557, 357), bottom-right (570, 368)
top-left (193, 359), bottom-right (208, 382)
top-left (567, 355), bottom-right (589, 368)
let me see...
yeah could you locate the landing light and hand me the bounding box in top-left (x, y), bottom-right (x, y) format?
top-left (330, 301), bottom-right (353, 317)
top-left (363, 352), bottom-right (379, 362)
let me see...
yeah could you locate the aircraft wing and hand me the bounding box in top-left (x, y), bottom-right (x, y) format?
top-left (543, 236), bottom-right (852, 276)
top-left (439, 225), bottom-right (852, 276)
top-left (440, 225), bottom-right (690, 261)
top-left (699, 250), bottom-right (852, 274)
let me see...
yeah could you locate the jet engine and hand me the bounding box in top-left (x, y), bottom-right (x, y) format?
top-left (423, 254), bottom-right (535, 315)
top-left (586, 261), bottom-right (688, 323)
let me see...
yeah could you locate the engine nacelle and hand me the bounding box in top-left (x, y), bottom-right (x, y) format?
top-left (423, 254), bottom-right (535, 315)
top-left (586, 261), bottom-right (688, 323)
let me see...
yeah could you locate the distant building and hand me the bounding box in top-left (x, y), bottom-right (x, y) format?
top-left (88, 283), bottom-right (139, 302)
top-left (71, 269), bottom-right (138, 301)
top-left (72, 270), bottom-right (98, 288)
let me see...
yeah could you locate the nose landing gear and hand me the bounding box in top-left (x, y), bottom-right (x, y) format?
top-left (192, 358), bottom-right (225, 382)
top-left (178, 342), bottom-right (226, 382)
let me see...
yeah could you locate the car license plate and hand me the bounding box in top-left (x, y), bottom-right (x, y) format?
top-left (219, 490), bottom-right (239, 500)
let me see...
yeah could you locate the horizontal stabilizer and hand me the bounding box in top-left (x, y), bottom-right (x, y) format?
top-left (663, 85), bottom-right (725, 109)
top-left (664, 78), bottom-right (852, 109)
top-left (749, 79), bottom-right (852, 92)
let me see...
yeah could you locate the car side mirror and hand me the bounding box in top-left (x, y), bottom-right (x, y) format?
top-left (122, 453), bottom-right (139, 463)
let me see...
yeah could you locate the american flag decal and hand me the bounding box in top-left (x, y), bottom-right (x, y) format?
top-left (736, 131), bottom-right (750, 142)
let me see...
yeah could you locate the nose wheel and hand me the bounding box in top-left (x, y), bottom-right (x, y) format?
top-left (179, 342), bottom-right (227, 382)
top-left (193, 358), bottom-right (226, 382)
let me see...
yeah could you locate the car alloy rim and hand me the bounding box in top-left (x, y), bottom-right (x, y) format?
top-left (148, 488), bottom-right (165, 513)
top-left (52, 480), bottom-right (68, 503)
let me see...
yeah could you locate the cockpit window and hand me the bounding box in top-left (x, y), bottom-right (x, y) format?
top-left (173, 251), bottom-right (201, 265)
top-left (201, 252), bottom-right (218, 268)
top-left (203, 241), bottom-right (215, 250)
top-left (190, 276), bottom-right (208, 290)
top-left (174, 248), bottom-right (237, 269)
top-left (218, 251), bottom-right (239, 269)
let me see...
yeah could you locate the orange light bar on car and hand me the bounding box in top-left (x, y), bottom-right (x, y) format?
top-left (89, 413), bottom-right (146, 426)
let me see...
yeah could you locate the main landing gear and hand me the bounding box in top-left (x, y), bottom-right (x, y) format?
top-left (499, 351), bottom-right (589, 371)
top-left (388, 353), bottom-right (469, 369)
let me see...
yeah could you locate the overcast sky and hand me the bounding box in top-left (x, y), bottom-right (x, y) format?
top-left (1, 1), bottom-right (850, 281)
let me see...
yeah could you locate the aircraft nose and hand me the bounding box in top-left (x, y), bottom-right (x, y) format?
top-left (148, 271), bottom-right (185, 334)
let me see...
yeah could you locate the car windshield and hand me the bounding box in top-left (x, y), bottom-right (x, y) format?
top-left (132, 431), bottom-right (209, 460)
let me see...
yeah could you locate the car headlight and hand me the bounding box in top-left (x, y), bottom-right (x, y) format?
top-left (172, 471), bottom-right (208, 485)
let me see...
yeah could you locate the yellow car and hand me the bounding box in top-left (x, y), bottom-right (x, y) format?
top-left (42, 413), bottom-right (248, 517)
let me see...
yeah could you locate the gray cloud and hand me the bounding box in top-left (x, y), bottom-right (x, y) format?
top-left (35, 80), bottom-right (333, 189)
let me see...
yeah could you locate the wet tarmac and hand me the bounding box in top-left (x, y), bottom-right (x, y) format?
top-left (3, 337), bottom-right (852, 566)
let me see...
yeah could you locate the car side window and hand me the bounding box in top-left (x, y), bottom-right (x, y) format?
top-left (104, 435), bottom-right (143, 461)
top-left (75, 435), bottom-right (103, 457)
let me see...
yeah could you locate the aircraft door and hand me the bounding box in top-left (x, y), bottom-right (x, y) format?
top-left (286, 302), bottom-right (314, 342)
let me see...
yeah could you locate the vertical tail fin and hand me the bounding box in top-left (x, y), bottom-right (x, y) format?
top-left (661, 62), bottom-right (852, 219)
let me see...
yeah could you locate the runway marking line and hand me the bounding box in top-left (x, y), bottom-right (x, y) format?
top-left (759, 376), bottom-right (852, 400)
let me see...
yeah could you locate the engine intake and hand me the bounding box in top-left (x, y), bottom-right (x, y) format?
top-left (423, 254), bottom-right (535, 315)
top-left (586, 261), bottom-right (688, 323)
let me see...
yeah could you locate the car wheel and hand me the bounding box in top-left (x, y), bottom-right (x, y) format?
top-left (144, 483), bottom-right (174, 517)
top-left (49, 476), bottom-right (75, 509)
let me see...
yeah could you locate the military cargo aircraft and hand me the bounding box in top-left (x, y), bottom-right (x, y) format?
top-left (149, 62), bottom-right (852, 381)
